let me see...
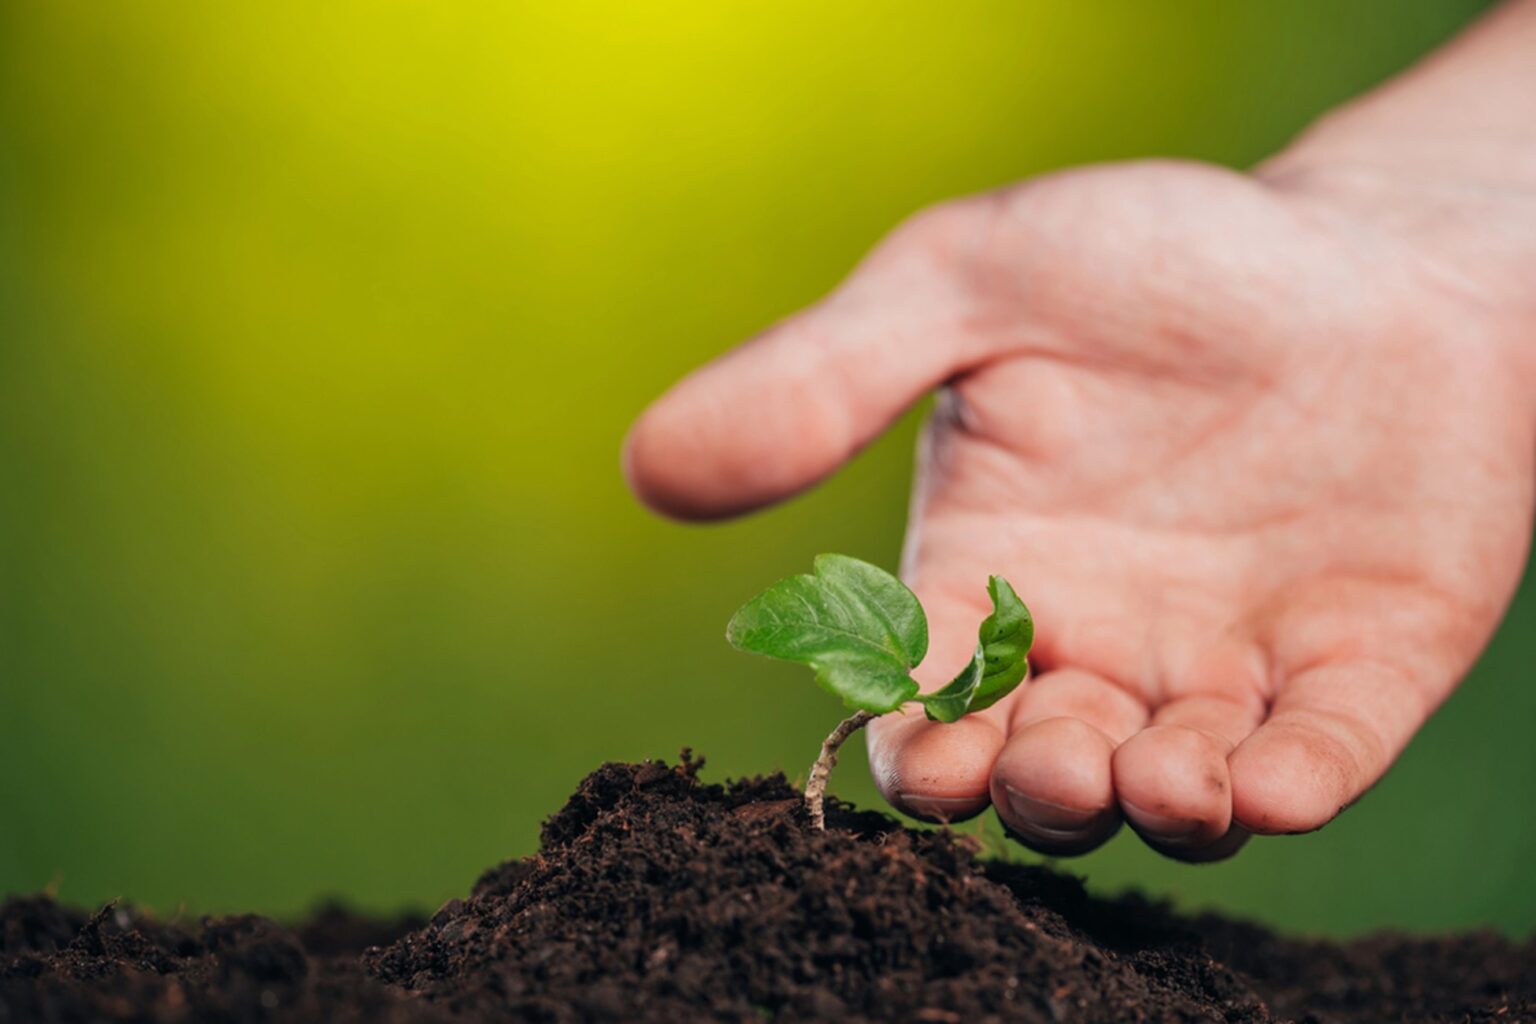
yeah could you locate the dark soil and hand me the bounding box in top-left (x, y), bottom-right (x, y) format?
top-left (3, 755), bottom-right (1532, 1023)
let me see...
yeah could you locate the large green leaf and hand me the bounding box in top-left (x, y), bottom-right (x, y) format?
top-left (918, 575), bottom-right (1033, 723)
top-left (726, 554), bottom-right (927, 713)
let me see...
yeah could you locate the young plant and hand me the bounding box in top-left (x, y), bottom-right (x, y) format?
top-left (727, 554), bottom-right (1033, 829)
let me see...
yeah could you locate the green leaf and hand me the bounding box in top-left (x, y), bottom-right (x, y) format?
top-left (726, 554), bottom-right (927, 713)
top-left (917, 575), bottom-right (1033, 722)
top-left (916, 645), bottom-right (984, 724)
top-left (972, 575), bottom-right (1033, 711)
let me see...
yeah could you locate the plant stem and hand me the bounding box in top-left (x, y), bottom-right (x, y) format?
top-left (805, 710), bottom-right (877, 830)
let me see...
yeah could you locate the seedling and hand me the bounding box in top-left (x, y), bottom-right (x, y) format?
top-left (727, 554), bottom-right (1032, 829)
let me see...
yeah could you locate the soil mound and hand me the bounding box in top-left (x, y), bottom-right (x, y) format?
top-left (4, 756), bottom-right (1533, 1022)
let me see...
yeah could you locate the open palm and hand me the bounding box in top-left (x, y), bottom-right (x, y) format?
top-left (626, 160), bottom-right (1534, 860)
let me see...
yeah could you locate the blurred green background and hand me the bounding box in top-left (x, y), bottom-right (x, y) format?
top-left (2, 0), bottom-right (1529, 937)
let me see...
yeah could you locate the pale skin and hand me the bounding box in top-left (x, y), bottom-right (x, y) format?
top-left (625, 1), bottom-right (1536, 861)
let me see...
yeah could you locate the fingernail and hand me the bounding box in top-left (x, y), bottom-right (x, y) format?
top-left (1003, 786), bottom-right (1098, 831)
top-left (1121, 799), bottom-right (1201, 841)
top-left (897, 793), bottom-right (980, 822)
top-left (1001, 785), bottom-right (1100, 842)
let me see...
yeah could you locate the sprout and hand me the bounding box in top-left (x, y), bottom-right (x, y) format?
top-left (728, 554), bottom-right (1033, 829)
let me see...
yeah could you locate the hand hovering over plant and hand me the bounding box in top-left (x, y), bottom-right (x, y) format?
top-left (625, 1), bottom-right (1536, 860)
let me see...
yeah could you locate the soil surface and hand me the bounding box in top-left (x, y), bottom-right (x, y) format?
top-left (4, 755), bottom-right (1532, 1023)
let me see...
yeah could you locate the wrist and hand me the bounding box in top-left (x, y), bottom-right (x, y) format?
top-left (1251, 0), bottom-right (1536, 322)
top-left (1261, 0), bottom-right (1536, 193)
top-left (1254, 145), bottom-right (1536, 407)
top-left (1254, 142), bottom-right (1536, 331)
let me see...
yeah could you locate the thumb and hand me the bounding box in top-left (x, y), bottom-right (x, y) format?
top-left (624, 199), bottom-right (995, 520)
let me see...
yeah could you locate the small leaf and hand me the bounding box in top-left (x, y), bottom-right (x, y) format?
top-left (971, 575), bottom-right (1033, 712)
top-left (916, 645), bottom-right (984, 724)
top-left (918, 575), bottom-right (1033, 722)
top-left (727, 554), bottom-right (926, 714)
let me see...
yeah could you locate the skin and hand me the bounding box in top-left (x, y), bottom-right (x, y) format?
top-left (624, 1), bottom-right (1536, 860)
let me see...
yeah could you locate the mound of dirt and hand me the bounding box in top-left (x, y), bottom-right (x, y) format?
top-left (4, 756), bottom-right (1533, 1022)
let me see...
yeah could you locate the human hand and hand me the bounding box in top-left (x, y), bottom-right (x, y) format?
top-left (624, 155), bottom-right (1536, 860)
